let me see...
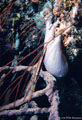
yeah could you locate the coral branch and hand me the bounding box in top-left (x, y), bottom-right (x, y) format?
top-left (0, 107), bottom-right (49, 117)
top-left (48, 91), bottom-right (60, 120)
top-left (0, 76), bottom-right (51, 112)
top-left (0, 69), bottom-right (60, 120)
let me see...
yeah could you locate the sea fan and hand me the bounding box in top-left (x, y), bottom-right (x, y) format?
top-left (0, 0), bottom-right (53, 106)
